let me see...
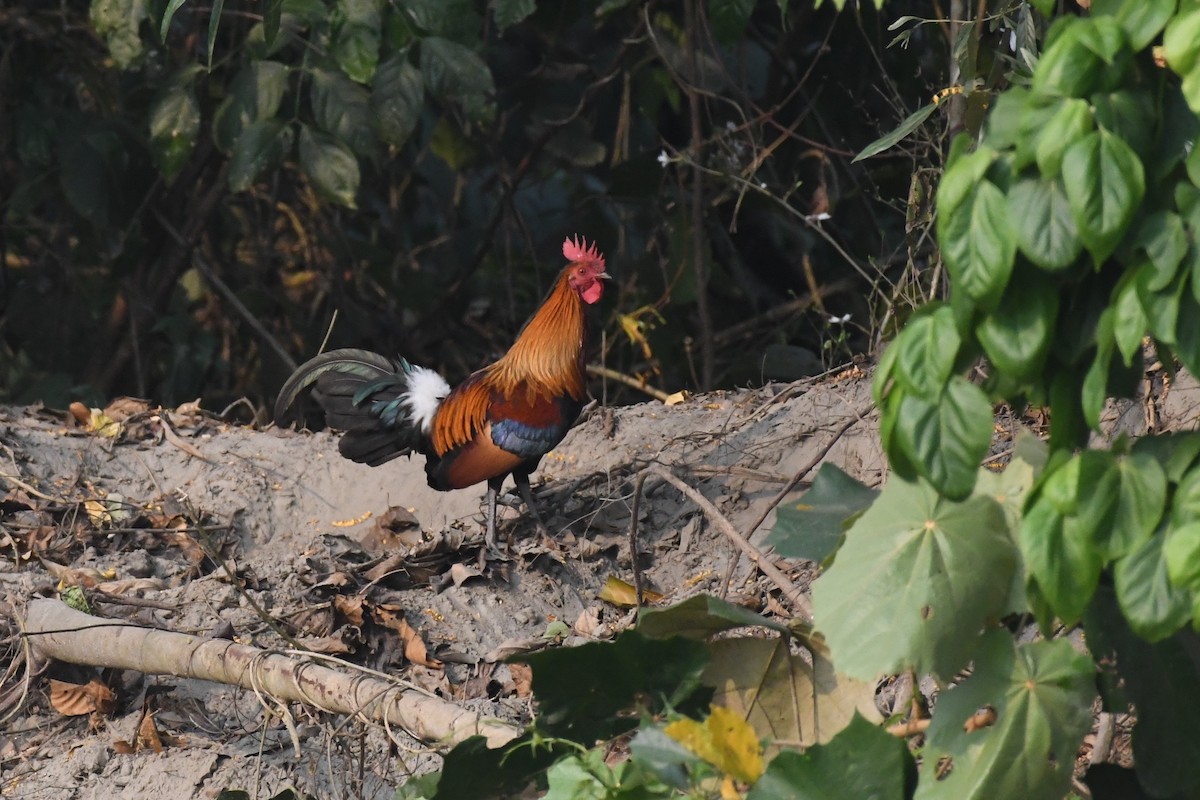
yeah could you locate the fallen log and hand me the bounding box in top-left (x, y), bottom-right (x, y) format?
top-left (24, 598), bottom-right (520, 749)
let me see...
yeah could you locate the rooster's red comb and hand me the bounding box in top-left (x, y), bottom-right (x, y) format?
top-left (563, 235), bottom-right (605, 270)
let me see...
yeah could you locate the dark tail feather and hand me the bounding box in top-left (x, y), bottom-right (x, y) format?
top-left (273, 348), bottom-right (397, 428)
top-left (274, 348), bottom-right (431, 467)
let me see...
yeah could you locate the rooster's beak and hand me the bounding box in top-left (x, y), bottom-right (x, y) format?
top-left (599, 272), bottom-right (612, 280)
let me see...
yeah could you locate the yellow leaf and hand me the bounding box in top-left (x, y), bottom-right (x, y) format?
top-left (665, 705), bottom-right (764, 784)
top-left (597, 575), bottom-right (663, 607)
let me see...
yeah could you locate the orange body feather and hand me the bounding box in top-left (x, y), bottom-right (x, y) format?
top-left (426, 266), bottom-right (592, 490)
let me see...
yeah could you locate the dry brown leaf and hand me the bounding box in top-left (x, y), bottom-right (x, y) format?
top-left (448, 562), bottom-right (483, 587)
top-left (483, 637), bottom-right (546, 662)
top-left (104, 397), bottom-right (151, 421)
top-left (137, 711), bottom-right (164, 754)
top-left (112, 740), bottom-right (136, 754)
top-left (333, 594), bottom-right (365, 626)
top-left (68, 402), bottom-right (91, 426)
top-left (509, 663), bottom-right (533, 698)
top-left (573, 606), bottom-right (601, 638)
top-left (373, 605), bottom-right (441, 668)
top-left (362, 553), bottom-right (407, 583)
top-left (95, 578), bottom-right (166, 595)
top-left (297, 634), bottom-right (355, 654)
top-left (49, 678), bottom-right (115, 717)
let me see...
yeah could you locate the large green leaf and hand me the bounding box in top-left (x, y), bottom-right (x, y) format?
top-left (812, 477), bottom-right (1015, 681)
top-left (893, 376), bottom-right (994, 500)
top-left (1091, 0), bottom-right (1174, 51)
top-left (333, 0), bottom-right (381, 82)
top-left (493, 0), bottom-right (535, 31)
top-left (1008, 177), bottom-right (1083, 271)
top-left (1112, 272), bottom-right (1148, 365)
top-left (298, 125), bottom-right (360, 208)
top-left (420, 36), bottom-right (495, 122)
top-left (974, 449), bottom-right (1040, 616)
top-left (371, 53), bottom-right (424, 147)
top-left (310, 69), bottom-right (377, 160)
top-left (891, 305), bottom-right (961, 400)
top-left (748, 714), bottom-right (915, 800)
top-left (1114, 530), bottom-right (1192, 642)
top-left (1163, 7), bottom-right (1200, 78)
top-left (976, 272), bottom-right (1057, 383)
top-left (940, 180), bottom-right (1016, 306)
top-left (915, 632), bottom-right (1095, 800)
top-left (766, 463), bottom-right (878, 563)
top-left (1133, 211), bottom-right (1188, 292)
top-left (1061, 128), bottom-right (1145, 265)
top-left (1031, 18), bottom-right (1125, 100)
top-left (1133, 431), bottom-right (1200, 483)
top-left (1034, 98), bottom-right (1093, 178)
top-left (1164, 521), bottom-right (1200, 590)
top-left (1020, 451), bottom-right (1116, 624)
top-left (1108, 452), bottom-right (1167, 561)
top-left (515, 630), bottom-right (710, 743)
top-left (211, 61), bottom-right (290, 153)
top-left (228, 119), bottom-right (294, 192)
top-left (708, 0), bottom-right (755, 45)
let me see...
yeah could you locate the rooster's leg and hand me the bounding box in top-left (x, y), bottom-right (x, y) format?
top-left (513, 472), bottom-right (550, 536)
top-left (484, 475), bottom-right (504, 550)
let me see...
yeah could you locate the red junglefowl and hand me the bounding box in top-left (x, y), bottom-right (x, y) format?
top-left (274, 236), bottom-right (610, 551)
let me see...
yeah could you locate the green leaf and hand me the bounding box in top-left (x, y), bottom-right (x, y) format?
top-left (160, 0), bottom-right (187, 41)
top-left (1020, 452), bottom-right (1115, 624)
top-left (334, 22), bottom-right (380, 83)
top-left (940, 180), bottom-right (1016, 306)
top-left (1133, 211), bottom-right (1188, 292)
top-left (1137, 264), bottom-right (1184, 346)
top-left (708, 0), bottom-right (755, 45)
top-left (263, 0), bottom-right (283, 48)
top-left (493, 0), bottom-right (536, 31)
top-left (1112, 272), bottom-right (1148, 365)
top-left (893, 377), bottom-right (994, 500)
top-left (852, 106), bottom-right (935, 163)
top-left (1165, 521), bottom-right (1200, 590)
top-left (1008, 177), bottom-right (1083, 271)
top-left (1087, 585), bottom-right (1200, 799)
top-left (148, 78), bottom-right (201, 182)
top-left (298, 125), bottom-right (359, 208)
top-left (892, 305), bottom-right (960, 399)
top-left (228, 119), bottom-right (293, 192)
top-left (1093, 89), bottom-right (1155, 163)
top-left (1114, 530), bottom-right (1192, 641)
top-left (1133, 431), bottom-right (1200, 483)
top-left (1082, 310), bottom-right (1115, 430)
top-left (915, 632), bottom-right (1095, 800)
top-left (1061, 129), bottom-right (1145, 265)
top-left (1034, 98), bottom-right (1093, 178)
top-left (1108, 452), bottom-right (1167, 561)
top-left (207, 0), bottom-right (224, 67)
top-left (211, 61), bottom-right (290, 153)
top-left (637, 594), bottom-right (789, 640)
top-left (1031, 18), bottom-right (1125, 100)
top-left (420, 36), bottom-right (496, 123)
top-left (748, 714), bottom-right (915, 800)
top-left (975, 454), bottom-right (1039, 616)
top-left (1091, 0), bottom-right (1174, 51)
top-left (310, 69), bottom-right (377, 160)
top-left (811, 477), bottom-right (1015, 681)
top-left (766, 464), bottom-right (878, 563)
top-left (371, 53), bottom-right (424, 147)
top-left (1188, 138), bottom-right (1200, 188)
top-left (976, 272), bottom-right (1057, 383)
top-left (982, 87), bottom-right (1030, 151)
top-left (515, 630), bottom-right (710, 743)
top-left (1163, 7), bottom-right (1200, 77)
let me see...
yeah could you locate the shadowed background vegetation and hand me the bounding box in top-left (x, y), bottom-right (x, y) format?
top-left (1, 0), bottom-right (1008, 413)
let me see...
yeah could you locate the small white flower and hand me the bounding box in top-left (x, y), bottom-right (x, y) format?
top-left (759, 181), bottom-right (767, 189)
top-left (725, 120), bottom-right (736, 132)
top-left (828, 313), bottom-right (852, 325)
top-left (657, 150), bottom-right (670, 167)
top-left (807, 212), bottom-right (831, 222)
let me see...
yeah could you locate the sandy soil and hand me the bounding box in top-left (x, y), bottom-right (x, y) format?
top-left (0, 368), bottom-right (886, 799)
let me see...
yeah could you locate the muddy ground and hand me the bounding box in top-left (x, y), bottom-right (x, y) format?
top-left (0, 367), bottom-right (889, 799)
top-left (2, 364), bottom-right (1196, 800)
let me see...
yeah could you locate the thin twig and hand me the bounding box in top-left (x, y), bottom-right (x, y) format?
top-left (648, 465), bottom-right (812, 622)
top-left (886, 717), bottom-right (930, 738)
top-left (586, 364), bottom-right (674, 403)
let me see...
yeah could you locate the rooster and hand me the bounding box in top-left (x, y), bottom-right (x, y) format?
top-left (274, 236), bottom-right (610, 550)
